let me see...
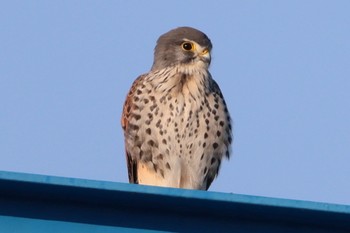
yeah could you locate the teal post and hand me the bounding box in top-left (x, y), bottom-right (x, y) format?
top-left (0, 171), bottom-right (349, 232)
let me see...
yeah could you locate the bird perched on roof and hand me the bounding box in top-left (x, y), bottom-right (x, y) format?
top-left (121, 27), bottom-right (232, 190)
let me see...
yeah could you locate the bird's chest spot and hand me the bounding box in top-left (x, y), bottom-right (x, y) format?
top-left (152, 91), bottom-right (207, 157)
top-left (131, 74), bottom-right (223, 163)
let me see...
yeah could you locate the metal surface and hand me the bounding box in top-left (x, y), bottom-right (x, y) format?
top-left (0, 170), bottom-right (349, 232)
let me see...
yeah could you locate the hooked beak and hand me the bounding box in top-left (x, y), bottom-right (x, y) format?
top-left (198, 47), bottom-right (211, 64)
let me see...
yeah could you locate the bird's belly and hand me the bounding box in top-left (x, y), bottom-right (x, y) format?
top-left (138, 93), bottom-right (221, 189)
top-left (132, 77), bottom-right (230, 190)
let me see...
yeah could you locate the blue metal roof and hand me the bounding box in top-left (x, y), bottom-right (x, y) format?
top-left (0, 170), bottom-right (349, 232)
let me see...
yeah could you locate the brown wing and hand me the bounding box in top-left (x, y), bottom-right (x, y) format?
top-left (121, 74), bottom-right (146, 184)
top-left (204, 79), bottom-right (233, 190)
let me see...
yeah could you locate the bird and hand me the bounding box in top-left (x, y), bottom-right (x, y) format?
top-left (121, 27), bottom-right (232, 190)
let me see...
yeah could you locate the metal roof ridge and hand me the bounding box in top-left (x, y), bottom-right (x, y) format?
top-left (1, 170), bottom-right (349, 214)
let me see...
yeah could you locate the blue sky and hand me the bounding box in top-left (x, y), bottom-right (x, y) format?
top-left (1, 1), bottom-right (350, 205)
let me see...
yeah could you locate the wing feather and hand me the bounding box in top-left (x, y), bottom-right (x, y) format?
top-left (121, 74), bottom-right (147, 183)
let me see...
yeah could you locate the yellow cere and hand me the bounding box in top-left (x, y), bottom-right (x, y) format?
top-left (201, 48), bottom-right (209, 55)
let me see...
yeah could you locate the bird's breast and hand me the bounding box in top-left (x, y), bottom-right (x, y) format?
top-left (125, 68), bottom-right (230, 189)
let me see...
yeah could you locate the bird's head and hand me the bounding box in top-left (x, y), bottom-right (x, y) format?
top-left (151, 27), bottom-right (212, 72)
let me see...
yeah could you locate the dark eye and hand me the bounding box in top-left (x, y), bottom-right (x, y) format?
top-left (182, 42), bottom-right (193, 51)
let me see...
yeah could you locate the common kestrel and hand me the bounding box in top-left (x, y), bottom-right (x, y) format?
top-left (121, 27), bottom-right (232, 190)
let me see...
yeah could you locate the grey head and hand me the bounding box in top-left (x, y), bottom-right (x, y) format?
top-left (151, 27), bottom-right (212, 71)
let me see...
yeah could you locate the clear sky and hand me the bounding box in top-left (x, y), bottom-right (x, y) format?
top-left (1, 1), bottom-right (350, 205)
